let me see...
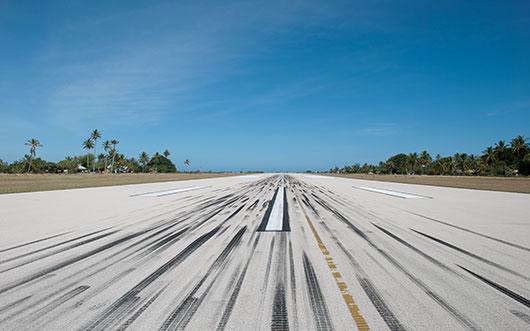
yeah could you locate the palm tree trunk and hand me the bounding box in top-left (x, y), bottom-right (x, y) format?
top-left (27, 156), bottom-right (32, 173)
top-left (93, 146), bottom-right (97, 172)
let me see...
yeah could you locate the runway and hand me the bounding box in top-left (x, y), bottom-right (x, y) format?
top-left (0, 174), bottom-right (529, 330)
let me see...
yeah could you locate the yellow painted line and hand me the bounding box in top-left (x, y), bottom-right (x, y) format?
top-left (301, 206), bottom-right (370, 331)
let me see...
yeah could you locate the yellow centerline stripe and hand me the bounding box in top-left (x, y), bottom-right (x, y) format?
top-left (301, 206), bottom-right (370, 331)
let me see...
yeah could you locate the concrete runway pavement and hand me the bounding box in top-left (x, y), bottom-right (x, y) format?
top-left (0, 174), bottom-right (529, 330)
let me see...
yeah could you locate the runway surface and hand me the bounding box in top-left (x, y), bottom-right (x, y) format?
top-left (0, 174), bottom-right (529, 330)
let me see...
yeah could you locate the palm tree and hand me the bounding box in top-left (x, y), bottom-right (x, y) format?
top-left (102, 140), bottom-right (111, 172)
top-left (494, 140), bottom-right (509, 175)
top-left (25, 138), bottom-right (42, 173)
top-left (163, 149), bottom-right (170, 158)
top-left (407, 152), bottom-right (418, 174)
top-left (110, 139), bottom-right (119, 173)
top-left (153, 152), bottom-right (160, 173)
top-left (139, 152), bottom-right (149, 172)
top-left (511, 135), bottom-right (529, 161)
top-left (184, 159), bottom-right (190, 172)
top-left (97, 153), bottom-right (105, 172)
top-left (418, 151), bottom-right (432, 175)
top-left (483, 146), bottom-right (496, 174)
top-left (82, 138), bottom-right (94, 171)
top-left (440, 157), bottom-right (452, 175)
top-left (90, 129), bottom-right (101, 172)
top-left (494, 140), bottom-right (507, 160)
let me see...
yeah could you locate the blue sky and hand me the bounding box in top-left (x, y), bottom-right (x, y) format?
top-left (1, 1), bottom-right (529, 171)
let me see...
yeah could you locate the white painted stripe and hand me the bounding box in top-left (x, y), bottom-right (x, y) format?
top-left (356, 186), bottom-right (430, 199)
top-left (303, 175), bottom-right (332, 179)
top-left (265, 186), bottom-right (285, 231)
top-left (134, 186), bottom-right (204, 197)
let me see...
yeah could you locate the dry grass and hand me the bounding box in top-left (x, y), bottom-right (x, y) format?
top-left (323, 173), bottom-right (530, 194)
top-left (0, 173), bottom-right (241, 194)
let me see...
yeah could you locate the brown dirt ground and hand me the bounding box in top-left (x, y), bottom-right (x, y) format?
top-left (0, 173), bottom-right (241, 194)
top-left (323, 173), bottom-right (530, 194)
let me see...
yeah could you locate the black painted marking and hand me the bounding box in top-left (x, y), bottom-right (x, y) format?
top-left (257, 187), bottom-right (279, 231)
top-left (282, 188), bottom-right (291, 232)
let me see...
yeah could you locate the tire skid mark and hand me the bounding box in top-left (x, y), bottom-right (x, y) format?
top-left (511, 310), bottom-right (530, 325)
top-left (117, 285), bottom-right (168, 330)
top-left (247, 199), bottom-right (259, 211)
top-left (457, 265), bottom-right (530, 308)
top-left (3, 259), bottom-right (135, 324)
top-left (0, 226), bottom-right (158, 296)
top-left (288, 239), bottom-right (299, 330)
top-left (0, 231), bottom-right (70, 253)
top-left (271, 233), bottom-right (289, 331)
top-left (1, 282), bottom-right (91, 324)
top-left (0, 296), bottom-right (31, 315)
top-left (412, 229), bottom-right (530, 281)
top-left (371, 223), bottom-right (458, 276)
top-left (262, 237), bottom-right (276, 291)
top-left (216, 235), bottom-right (261, 330)
top-left (302, 252), bottom-right (334, 331)
top-left (120, 222), bottom-right (191, 260)
top-left (84, 226), bottom-right (221, 330)
top-left (135, 227), bottom-right (190, 259)
top-left (0, 230), bottom-right (119, 273)
top-left (31, 285), bottom-right (90, 321)
top-left (159, 226), bottom-right (247, 330)
top-left (75, 268), bottom-right (136, 308)
top-left (357, 278), bottom-right (404, 331)
top-left (0, 229), bottom-right (109, 263)
top-left (408, 211), bottom-right (530, 252)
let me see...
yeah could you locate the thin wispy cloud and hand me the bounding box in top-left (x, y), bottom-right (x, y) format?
top-left (356, 124), bottom-right (400, 137)
top-left (27, 1), bottom-right (397, 130)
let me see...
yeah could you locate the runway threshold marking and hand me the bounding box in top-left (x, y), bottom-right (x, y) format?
top-left (130, 186), bottom-right (205, 197)
top-left (300, 206), bottom-right (370, 330)
top-left (257, 186), bottom-right (290, 232)
top-left (355, 186), bottom-right (432, 199)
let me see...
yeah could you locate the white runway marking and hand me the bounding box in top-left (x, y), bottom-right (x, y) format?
top-left (303, 175), bottom-right (333, 179)
top-left (265, 186), bottom-right (285, 231)
top-left (132, 186), bottom-right (205, 197)
top-left (355, 186), bottom-right (432, 199)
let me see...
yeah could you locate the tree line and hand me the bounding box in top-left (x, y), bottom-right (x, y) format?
top-left (0, 129), bottom-right (193, 174)
top-left (329, 135), bottom-right (530, 176)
